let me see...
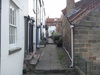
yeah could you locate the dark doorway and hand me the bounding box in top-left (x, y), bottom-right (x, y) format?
top-left (24, 16), bottom-right (34, 55)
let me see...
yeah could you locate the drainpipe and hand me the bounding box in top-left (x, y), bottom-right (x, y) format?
top-left (36, 0), bottom-right (37, 48)
top-left (70, 25), bottom-right (74, 68)
top-left (0, 0), bottom-right (1, 57)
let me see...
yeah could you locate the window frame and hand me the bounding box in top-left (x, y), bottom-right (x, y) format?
top-left (9, 1), bottom-right (18, 49)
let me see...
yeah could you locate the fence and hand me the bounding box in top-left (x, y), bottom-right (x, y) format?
top-left (75, 55), bottom-right (100, 75)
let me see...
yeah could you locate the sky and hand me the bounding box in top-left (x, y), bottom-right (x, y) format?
top-left (44, 0), bottom-right (80, 18)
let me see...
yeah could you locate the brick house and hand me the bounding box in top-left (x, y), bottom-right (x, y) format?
top-left (62, 0), bottom-right (100, 74)
top-left (45, 17), bottom-right (62, 36)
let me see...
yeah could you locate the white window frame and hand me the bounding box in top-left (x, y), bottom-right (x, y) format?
top-left (9, 1), bottom-right (18, 49)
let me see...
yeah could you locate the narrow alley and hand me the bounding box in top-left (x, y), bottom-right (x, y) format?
top-left (1, 0), bottom-right (100, 75)
top-left (35, 38), bottom-right (65, 74)
top-left (24, 38), bottom-right (78, 75)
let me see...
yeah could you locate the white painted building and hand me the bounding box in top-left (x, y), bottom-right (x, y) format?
top-left (1, 0), bottom-right (28, 75)
top-left (33, 0), bottom-right (46, 46)
top-left (28, 0), bottom-right (36, 53)
top-left (41, 1), bottom-right (46, 38)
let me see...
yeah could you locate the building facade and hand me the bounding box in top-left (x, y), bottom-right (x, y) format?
top-left (1, 0), bottom-right (28, 75)
top-left (33, 0), bottom-right (46, 47)
top-left (62, 0), bottom-right (100, 74)
top-left (45, 17), bottom-right (62, 36)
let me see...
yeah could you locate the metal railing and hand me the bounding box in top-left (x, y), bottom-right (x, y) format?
top-left (75, 55), bottom-right (87, 75)
top-left (88, 62), bottom-right (100, 75)
top-left (75, 55), bottom-right (100, 75)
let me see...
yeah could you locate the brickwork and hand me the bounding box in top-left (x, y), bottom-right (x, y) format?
top-left (66, 0), bottom-right (75, 15)
top-left (45, 17), bottom-right (62, 32)
top-left (62, 15), bottom-right (71, 55)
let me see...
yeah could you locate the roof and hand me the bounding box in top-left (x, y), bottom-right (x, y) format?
top-left (45, 18), bottom-right (62, 26)
top-left (62, 0), bottom-right (100, 24)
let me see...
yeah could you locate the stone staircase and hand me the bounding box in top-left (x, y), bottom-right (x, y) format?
top-left (24, 51), bottom-right (42, 73)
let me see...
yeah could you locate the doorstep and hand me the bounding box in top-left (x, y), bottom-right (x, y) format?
top-left (24, 55), bottom-right (33, 60)
top-left (30, 53), bottom-right (40, 65)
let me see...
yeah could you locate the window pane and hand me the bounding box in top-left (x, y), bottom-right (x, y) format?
top-left (13, 9), bottom-right (16, 25)
top-left (11, 9), bottom-right (13, 24)
top-left (12, 10), bottom-right (14, 25)
top-left (9, 5), bottom-right (17, 45)
top-left (13, 35), bottom-right (15, 43)
top-left (9, 26), bottom-right (16, 44)
top-left (9, 7), bottom-right (16, 25)
top-left (9, 8), bottom-right (11, 24)
top-left (9, 35), bottom-right (11, 44)
top-left (10, 35), bottom-right (13, 44)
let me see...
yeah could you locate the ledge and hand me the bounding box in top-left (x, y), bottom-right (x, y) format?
top-left (9, 47), bottom-right (22, 55)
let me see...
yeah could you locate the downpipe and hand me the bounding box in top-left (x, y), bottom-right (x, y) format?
top-left (63, 25), bottom-right (74, 70)
top-left (70, 25), bottom-right (74, 68)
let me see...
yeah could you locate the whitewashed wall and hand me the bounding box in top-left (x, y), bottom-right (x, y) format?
top-left (28, 0), bottom-right (36, 52)
top-left (37, 0), bottom-right (41, 44)
top-left (1, 0), bottom-right (28, 75)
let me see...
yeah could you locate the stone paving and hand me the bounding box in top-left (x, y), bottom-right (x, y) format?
top-left (23, 38), bottom-right (78, 75)
top-left (35, 44), bottom-right (64, 71)
top-left (47, 38), bottom-right (54, 44)
top-left (34, 38), bottom-right (66, 75)
top-left (25, 74), bottom-right (65, 75)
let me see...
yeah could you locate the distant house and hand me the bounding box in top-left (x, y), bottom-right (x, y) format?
top-left (62, 0), bottom-right (100, 74)
top-left (0, 0), bottom-right (28, 75)
top-left (24, 0), bottom-right (46, 70)
top-left (33, 0), bottom-right (46, 47)
top-left (45, 17), bottom-right (62, 36)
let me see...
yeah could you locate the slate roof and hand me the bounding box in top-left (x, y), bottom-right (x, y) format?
top-left (62, 0), bottom-right (100, 24)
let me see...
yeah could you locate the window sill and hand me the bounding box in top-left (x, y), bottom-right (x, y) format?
top-left (9, 47), bottom-right (22, 55)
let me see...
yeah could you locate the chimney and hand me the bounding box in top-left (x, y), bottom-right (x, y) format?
top-left (66, 0), bottom-right (75, 15)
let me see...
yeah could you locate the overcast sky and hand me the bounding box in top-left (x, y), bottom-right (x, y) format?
top-left (44, 0), bottom-right (80, 18)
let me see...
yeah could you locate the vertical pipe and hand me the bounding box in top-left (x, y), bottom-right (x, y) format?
top-left (29, 20), bottom-right (33, 52)
top-left (24, 17), bottom-right (28, 56)
top-left (70, 25), bottom-right (74, 67)
top-left (28, 20), bottom-right (30, 55)
top-left (36, 0), bottom-right (37, 47)
top-left (0, 0), bottom-right (1, 57)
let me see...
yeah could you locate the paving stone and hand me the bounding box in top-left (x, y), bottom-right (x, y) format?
top-left (47, 38), bottom-right (54, 44)
top-left (35, 40), bottom-right (65, 71)
top-left (25, 74), bottom-right (65, 75)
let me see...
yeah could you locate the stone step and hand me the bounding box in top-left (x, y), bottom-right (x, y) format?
top-left (25, 55), bottom-right (33, 60)
top-left (24, 74), bottom-right (65, 75)
top-left (30, 54), bottom-right (40, 65)
top-left (47, 43), bottom-right (55, 44)
top-left (34, 69), bottom-right (66, 74)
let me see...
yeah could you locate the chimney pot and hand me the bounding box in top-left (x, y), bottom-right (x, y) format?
top-left (66, 0), bottom-right (75, 15)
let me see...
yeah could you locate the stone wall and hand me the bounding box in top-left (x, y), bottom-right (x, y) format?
top-left (62, 15), bottom-right (71, 55)
top-left (74, 6), bottom-right (100, 62)
top-left (74, 26), bottom-right (100, 61)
